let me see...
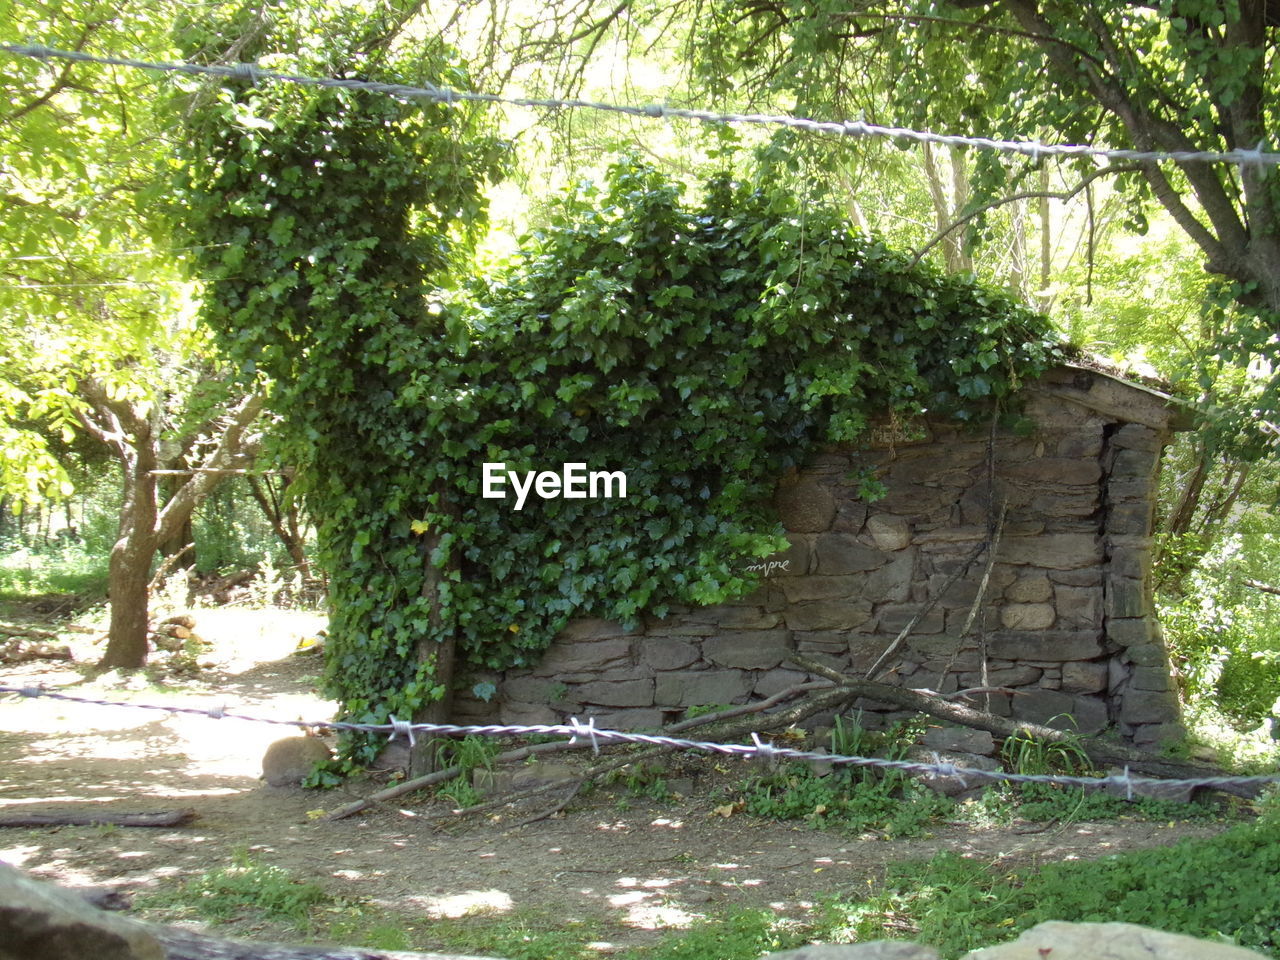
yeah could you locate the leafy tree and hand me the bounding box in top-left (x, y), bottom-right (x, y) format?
top-left (0, 0), bottom-right (267, 667)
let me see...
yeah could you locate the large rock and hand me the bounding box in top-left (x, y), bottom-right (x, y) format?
top-left (0, 862), bottom-right (164, 960)
top-left (766, 943), bottom-right (939, 960)
top-left (960, 921), bottom-right (1270, 959)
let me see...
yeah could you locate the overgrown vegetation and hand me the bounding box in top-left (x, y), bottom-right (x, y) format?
top-left (179, 18), bottom-right (1064, 761)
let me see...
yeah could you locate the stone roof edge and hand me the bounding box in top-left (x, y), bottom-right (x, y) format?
top-left (1031, 362), bottom-right (1195, 432)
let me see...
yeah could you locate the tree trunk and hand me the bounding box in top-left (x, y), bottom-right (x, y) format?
top-left (408, 498), bottom-right (459, 779)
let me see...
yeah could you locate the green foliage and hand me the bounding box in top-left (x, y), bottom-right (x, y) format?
top-left (739, 715), bottom-right (951, 837)
top-left (177, 7), bottom-right (1061, 767)
top-left (820, 812), bottom-right (1280, 958)
top-left (1162, 532), bottom-right (1280, 732)
top-left (1000, 725), bottom-right (1092, 776)
top-left (629, 908), bottom-right (808, 960)
top-left (142, 849), bottom-right (330, 926)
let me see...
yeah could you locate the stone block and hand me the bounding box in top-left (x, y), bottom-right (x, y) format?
top-left (534, 637), bottom-right (631, 674)
top-left (922, 726), bottom-right (996, 756)
top-left (1000, 603), bottom-right (1056, 630)
top-left (814, 534), bottom-right (891, 574)
top-left (797, 632), bottom-right (854, 654)
top-left (776, 478), bottom-right (837, 533)
top-left (785, 599), bottom-right (874, 631)
top-left (877, 604), bottom-right (946, 635)
top-left (831, 500), bottom-right (869, 533)
top-left (1112, 448), bottom-right (1159, 479)
top-left (959, 665), bottom-right (1042, 687)
top-left (1107, 618), bottom-right (1154, 647)
top-left (1120, 688), bottom-right (1181, 724)
top-left (1107, 501), bottom-right (1155, 536)
top-left (500, 701), bottom-right (559, 724)
top-left (639, 638), bottom-right (700, 671)
top-left (1109, 544), bottom-right (1152, 581)
top-left (754, 667), bottom-right (810, 698)
top-left (865, 548), bottom-right (918, 603)
top-left (585, 708), bottom-right (666, 730)
top-left (654, 669), bottom-right (753, 707)
top-left (1054, 585), bottom-right (1102, 628)
top-left (780, 575), bottom-right (866, 602)
top-left (503, 675), bottom-right (562, 701)
top-left (704, 630), bottom-right (792, 669)
top-left (1004, 575), bottom-right (1052, 603)
top-left (752, 536), bottom-right (810, 578)
top-left (557, 618), bottom-right (636, 641)
top-left (1070, 694), bottom-right (1110, 734)
top-left (1130, 665), bottom-right (1172, 691)
top-left (988, 631), bottom-right (1103, 662)
top-left (1105, 577), bottom-right (1148, 619)
top-left (927, 574), bottom-right (982, 608)
top-left (475, 759), bottom-right (580, 795)
top-left (1007, 688), bottom-right (1075, 728)
top-left (1056, 432), bottom-right (1104, 458)
top-left (1114, 423), bottom-right (1164, 452)
top-left (866, 514), bottom-right (912, 551)
top-left (0, 863), bottom-right (164, 960)
top-left (916, 524), bottom-right (987, 544)
top-left (1048, 566), bottom-right (1103, 587)
top-left (1061, 660), bottom-right (1108, 693)
top-left (997, 533), bottom-right (1103, 570)
top-left (1108, 478), bottom-right (1154, 501)
top-left (573, 679), bottom-right (655, 707)
top-left (1030, 491), bottom-right (1100, 518)
top-left (1003, 457), bottom-right (1102, 485)
top-left (1124, 643), bottom-right (1171, 667)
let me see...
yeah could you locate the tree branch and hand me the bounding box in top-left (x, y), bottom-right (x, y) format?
top-left (909, 164), bottom-right (1140, 268)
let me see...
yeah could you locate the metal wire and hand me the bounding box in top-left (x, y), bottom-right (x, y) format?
top-left (3, 684), bottom-right (1276, 794)
top-left (3, 43), bottom-right (1277, 168)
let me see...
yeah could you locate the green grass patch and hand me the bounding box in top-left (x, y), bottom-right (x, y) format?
top-left (423, 910), bottom-right (603, 960)
top-left (817, 811), bottom-right (1280, 958)
top-left (0, 543), bottom-right (107, 602)
top-left (139, 850), bottom-right (330, 927)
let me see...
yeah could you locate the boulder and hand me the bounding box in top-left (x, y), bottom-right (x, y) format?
top-left (961, 921), bottom-right (1269, 959)
top-left (0, 862), bottom-right (164, 960)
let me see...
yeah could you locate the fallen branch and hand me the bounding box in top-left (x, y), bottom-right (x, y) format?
top-left (0, 808), bottom-right (198, 828)
top-left (325, 680), bottom-right (838, 821)
top-left (790, 653), bottom-right (1261, 797)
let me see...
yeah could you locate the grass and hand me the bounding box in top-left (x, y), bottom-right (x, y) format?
top-left (0, 541), bottom-right (107, 604)
top-left (139, 849), bottom-right (331, 926)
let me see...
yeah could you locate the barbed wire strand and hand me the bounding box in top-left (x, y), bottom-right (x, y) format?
top-left (3, 684), bottom-right (1277, 794)
top-left (3, 43), bottom-right (1279, 169)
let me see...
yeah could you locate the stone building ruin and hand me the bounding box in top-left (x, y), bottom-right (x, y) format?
top-left (455, 363), bottom-right (1188, 748)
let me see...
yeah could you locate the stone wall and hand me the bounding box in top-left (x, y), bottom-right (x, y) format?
top-left (454, 365), bottom-right (1186, 748)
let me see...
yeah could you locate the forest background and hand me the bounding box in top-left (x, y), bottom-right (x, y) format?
top-left (3, 0), bottom-right (1280, 765)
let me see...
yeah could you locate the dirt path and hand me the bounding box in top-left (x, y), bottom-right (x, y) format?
top-left (0, 608), bottom-right (1233, 953)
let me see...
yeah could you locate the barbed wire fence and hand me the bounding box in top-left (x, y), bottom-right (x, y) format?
top-left (3, 43), bottom-right (1279, 170)
top-left (2, 42), bottom-right (1278, 808)
top-left (3, 685), bottom-right (1277, 801)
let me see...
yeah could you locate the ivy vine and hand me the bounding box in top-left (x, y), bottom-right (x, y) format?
top-left (176, 41), bottom-right (1063, 765)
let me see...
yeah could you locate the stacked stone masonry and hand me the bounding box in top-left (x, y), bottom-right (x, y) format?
top-left (455, 365), bottom-right (1188, 748)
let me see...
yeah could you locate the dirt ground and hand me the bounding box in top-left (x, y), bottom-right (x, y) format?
top-left (0, 607), bottom-right (1235, 954)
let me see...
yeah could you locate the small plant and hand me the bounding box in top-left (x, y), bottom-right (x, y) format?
top-left (1000, 722), bottom-right (1092, 776)
top-left (141, 849), bottom-right (329, 926)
